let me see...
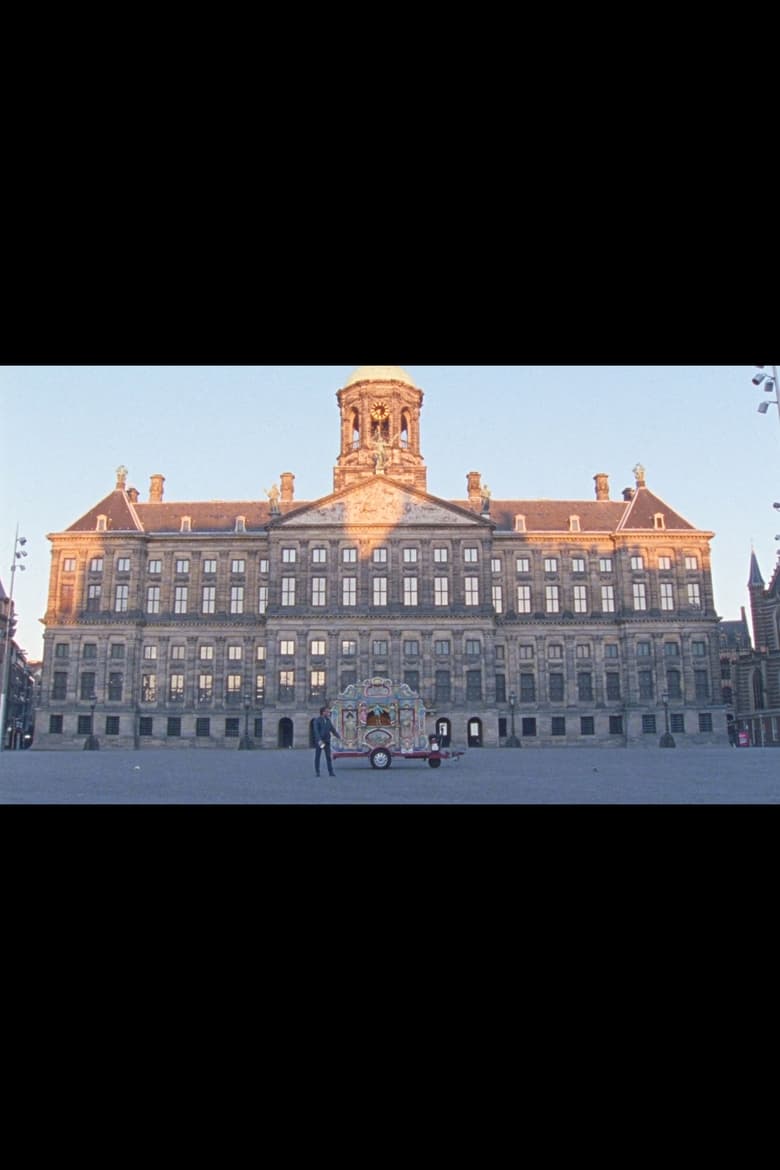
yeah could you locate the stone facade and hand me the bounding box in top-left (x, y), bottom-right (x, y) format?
top-left (34, 366), bottom-right (729, 749)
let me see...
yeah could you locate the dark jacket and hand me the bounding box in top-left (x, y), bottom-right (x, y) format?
top-left (313, 716), bottom-right (340, 744)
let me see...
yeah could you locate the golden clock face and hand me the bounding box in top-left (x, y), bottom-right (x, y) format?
top-left (370, 401), bottom-right (389, 422)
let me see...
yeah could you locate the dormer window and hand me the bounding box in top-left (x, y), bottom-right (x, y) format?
top-left (514, 514), bottom-right (526, 533)
top-left (96, 515), bottom-right (107, 532)
top-left (654, 513), bottom-right (665, 530)
top-left (235, 516), bottom-right (246, 533)
top-left (569, 515), bottom-right (581, 532)
top-left (181, 516), bottom-right (191, 533)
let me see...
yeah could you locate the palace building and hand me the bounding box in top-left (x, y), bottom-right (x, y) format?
top-left (34, 365), bottom-right (728, 749)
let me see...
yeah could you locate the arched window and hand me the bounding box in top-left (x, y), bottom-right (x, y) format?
top-left (351, 408), bottom-right (360, 450)
top-left (400, 410), bottom-right (410, 449)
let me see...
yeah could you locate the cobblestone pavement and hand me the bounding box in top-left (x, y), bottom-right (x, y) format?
top-left (1, 745), bottom-right (779, 803)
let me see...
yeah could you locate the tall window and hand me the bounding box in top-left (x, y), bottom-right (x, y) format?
top-left (434, 578), bottom-right (449, 606)
top-left (687, 583), bottom-right (701, 607)
top-left (577, 672), bottom-right (593, 701)
top-left (108, 672), bottom-right (123, 701)
top-left (435, 670), bottom-right (451, 703)
top-left (373, 548), bottom-right (387, 564)
top-left (545, 585), bottom-right (559, 613)
top-left (312, 548), bottom-right (327, 564)
top-left (226, 675), bottom-right (243, 704)
top-left (492, 584), bottom-right (503, 613)
top-left (517, 585), bottom-right (531, 614)
top-left (310, 670), bottom-right (326, 701)
top-left (203, 559), bottom-right (217, 574)
top-left (198, 675), bottom-right (213, 703)
top-left (175, 559), bottom-right (190, 574)
top-left (464, 577), bottom-right (479, 606)
top-left (403, 548), bottom-right (418, 564)
top-left (115, 585), bottom-right (129, 612)
top-left (633, 583), bottom-right (647, 611)
top-left (373, 577), bottom-right (388, 606)
top-left (202, 586), bottom-right (216, 614)
top-left (466, 670), bottom-right (482, 701)
top-left (685, 555), bottom-right (698, 570)
top-left (147, 586), bottom-right (161, 614)
top-left (342, 547), bottom-right (357, 564)
top-left (258, 586), bottom-right (269, 614)
top-left (312, 577), bottom-right (326, 606)
top-left (464, 547), bottom-right (478, 563)
top-left (571, 557), bottom-right (585, 573)
top-left (174, 586), bottom-right (188, 614)
top-left (282, 548), bottom-right (297, 564)
top-left (169, 674), bottom-right (185, 701)
top-left (638, 670), bottom-right (654, 700)
top-left (231, 559), bottom-right (245, 574)
top-left (141, 675), bottom-right (157, 702)
top-left (341, 640), bottom-right (357, 656)
top-left (606, 673), bottom-right (621, 700)
top-left (227, 645), bottom-right (243, 661)
top-left (601, 585), bottom-right (615, 613)
top-left (52, 672), bottom-right (68, 700)
top-left (544, 557), bottom-right (558, 573)
top-left (310, 640), bottom-right (326, 657)
top-left (630, 555), bottom-right (644, 570)
top-left (281, 578), bottom-right (296, 606)
top-left (230, 586), bottom-right (244, 614)
top-left (433, 547), bottom-right (448, 563)
top-left (403, 577), bottom-right (418, 606)
top-left (694, 670), bottom-right (709, 700)
top-left (667, 669), bottom-right (682, 699)
top-left (516, 557), bottom-right (530, 573)
top-left (519, 673), bottom-right (536, 702)
top-left (660, 582), bottom-right (674, 610)
top-left (599, 557), bottom-right (612, 572)
top-left (573, 585), bottom-right (588, 613)
top-left (79, 672), bottom-right (95, 700)
top-left (342, 577), bottom-right (357, 606)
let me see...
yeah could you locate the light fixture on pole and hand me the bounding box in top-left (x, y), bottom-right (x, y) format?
top-left (752, 365), bottom-right (780, 429)
top-left (0, 525), bottom-right (28, 754)
top-left (659, 691), bottom-right (676, 748)
top-left (239, 690), bottom-right (253, 749)
top-left (84, 693), bottom-right (100, 751)
top-left (504, 690), bottom-right (521, 748)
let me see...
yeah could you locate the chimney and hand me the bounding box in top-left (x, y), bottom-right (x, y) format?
top-left (127, 487), bottom-right (139, 503)
top-left (280, 472), bottom-right (295, 503)
top-left (622, 487), bottom-right (635, 501)
top-left (149, 474), bottom-right (165, 503)
top-left (594, 473), bottom-right (610, 501)
top-left (467, 471), bottom-right (482, 505)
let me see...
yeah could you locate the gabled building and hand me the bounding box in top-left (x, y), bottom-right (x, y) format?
top-left (34, 365), bottom-right (728, 750)
top-left (730, 551), bottom-right (780, 746)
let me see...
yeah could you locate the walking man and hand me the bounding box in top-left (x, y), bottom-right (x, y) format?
top-left (313, 705), bottom-right (341, 777)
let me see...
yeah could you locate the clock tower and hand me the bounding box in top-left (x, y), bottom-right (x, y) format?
top-left (333, 365), bottom-right (428, 492)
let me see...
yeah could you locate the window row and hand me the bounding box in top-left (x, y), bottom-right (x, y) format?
top-left (502, 582), bottom-right (702, 614)
top-left (503, 554), bottom-right (700, 575)
top-left (494, 668), bottom-right (710, 703)
top-left (49, 714), bottom-right (266, 739)
top-left (497, 711), bottom-right (715, 738)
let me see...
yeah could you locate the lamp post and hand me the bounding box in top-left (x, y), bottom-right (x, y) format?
top-left (752, 366), bottom-right (780, 432)
top-left (239, 691), bottom-right (253, 749)
top-left (0, 525), bottom-right (27, 753)
top-left (504, 690), bottom-right (521, 747)
top-left (84, 693), bottom-right (100, 750)
top-left (659, 691), bottom-right (676, 748)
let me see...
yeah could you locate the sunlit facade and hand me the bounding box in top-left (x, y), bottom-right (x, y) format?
top-left (35, 366), bottom-right (728, 749)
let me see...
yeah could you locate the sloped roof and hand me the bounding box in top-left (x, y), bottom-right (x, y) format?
top-left (617, 487), bottom-right (696, 532)
top-left (60, 481), bottom-right (706, 538)
top-left (66, 490), bottom-right (143, 533)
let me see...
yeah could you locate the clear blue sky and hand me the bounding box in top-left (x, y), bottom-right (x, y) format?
top-left (2, 365), bottom-right (778, 661)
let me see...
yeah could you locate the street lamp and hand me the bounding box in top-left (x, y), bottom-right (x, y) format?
top-left (659, 691), bottom-right (676, 748)
top-left (504, 690), bottom-right (521, 747)
top-left (0, 525), bottom-right (27, 753)
top-left (752, 365), bottom-right (780, 431)
top-left (239, 690), bottom-right (253, 750)
top-left (84, 693), bottom-right (100, 750)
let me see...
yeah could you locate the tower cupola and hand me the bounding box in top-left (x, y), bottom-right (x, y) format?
top-left (333, 366), bottom-right (427, 492)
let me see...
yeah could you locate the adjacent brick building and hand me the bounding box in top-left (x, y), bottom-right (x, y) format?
top-left (34, 365), bottom-right (728, 749)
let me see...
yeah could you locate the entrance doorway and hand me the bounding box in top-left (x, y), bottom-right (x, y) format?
top-left (436, 718), bottom-right (451, 747)
top-left (467, 718), bottom-right (483, 747)
top-left (278, 717), bottom-right (294, 748)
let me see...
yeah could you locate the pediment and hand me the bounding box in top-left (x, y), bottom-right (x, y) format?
top-left (278, 478), bottom-right (486, 529)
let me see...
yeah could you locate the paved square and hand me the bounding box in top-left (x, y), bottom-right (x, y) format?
top-left (1, 746), bottom-right (778, 803)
